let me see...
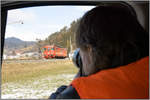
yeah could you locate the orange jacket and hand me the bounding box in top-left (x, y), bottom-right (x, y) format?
top-left (71, 57), bottom-right (149, 99)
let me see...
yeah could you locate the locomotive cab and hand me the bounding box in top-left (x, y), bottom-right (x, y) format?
top-left (43, 45), bottom-right (67, 59)
top-left (43, 45), bottom-right (55, 59)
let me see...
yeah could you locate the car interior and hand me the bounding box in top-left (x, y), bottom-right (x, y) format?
top-left (1, 0), bottom-right (149, 99)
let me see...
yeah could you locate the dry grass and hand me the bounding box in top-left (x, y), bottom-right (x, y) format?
top-left (2, 60), bottom-right (78, 84)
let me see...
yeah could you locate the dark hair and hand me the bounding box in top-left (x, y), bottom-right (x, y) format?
top-left (76, 2), bottom-right (149, 70)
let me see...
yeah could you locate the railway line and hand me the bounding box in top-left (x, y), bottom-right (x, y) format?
top-left (2, 58), bottom-right (71, 64)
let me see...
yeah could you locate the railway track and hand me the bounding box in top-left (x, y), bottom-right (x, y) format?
top-left (2, 58), bottom-right (72, 63)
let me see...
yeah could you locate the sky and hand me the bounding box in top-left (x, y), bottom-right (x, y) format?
top-left (5, 6), bottom-right (95, 41)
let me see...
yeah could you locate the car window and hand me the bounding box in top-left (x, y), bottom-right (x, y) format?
top-left (1, 6), bottom-right (95, 99)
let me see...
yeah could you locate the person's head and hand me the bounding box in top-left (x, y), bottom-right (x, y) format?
top-left (76, 2), bottom-right (149, 76)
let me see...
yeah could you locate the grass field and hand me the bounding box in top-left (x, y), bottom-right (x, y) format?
top-left (1, 60), bottom-right (78, 99)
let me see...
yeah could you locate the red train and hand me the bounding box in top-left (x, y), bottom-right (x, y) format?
top-left (42, 45), bottom-right (67, 59)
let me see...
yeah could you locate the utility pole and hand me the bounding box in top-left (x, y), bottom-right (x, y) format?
top-left (36, 38), bottom-right (42, 59)
top-left (70, 36), bottom-right (72, 53)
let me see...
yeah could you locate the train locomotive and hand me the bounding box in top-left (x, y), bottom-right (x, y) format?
top-left (43, 45), bottom-right (67, 59)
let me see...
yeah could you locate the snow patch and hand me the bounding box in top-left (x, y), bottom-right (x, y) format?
top-left (2, 74), bottom-right (75, 99)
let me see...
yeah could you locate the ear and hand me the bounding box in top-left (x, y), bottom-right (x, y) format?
top-left (86, 45), bottom-right (93, 60)
top-left (87, 45), bottom-right (92, 54)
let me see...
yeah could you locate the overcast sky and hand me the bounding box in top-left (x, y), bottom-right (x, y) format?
top-left (5, 6), bottom-right (95, 41)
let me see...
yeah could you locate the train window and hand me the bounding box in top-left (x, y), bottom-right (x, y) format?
top-left (44, 48), bottom-right (47, 51)
top-left (2, 5), bottom-right (95, 99)
top-left (48, 48), bottom-right (50, 51)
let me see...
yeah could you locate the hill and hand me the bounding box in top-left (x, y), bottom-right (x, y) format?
top-left (4, 37), bottom-right (36, 53)
top-left (39, 19), bottom-right (80, 53)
